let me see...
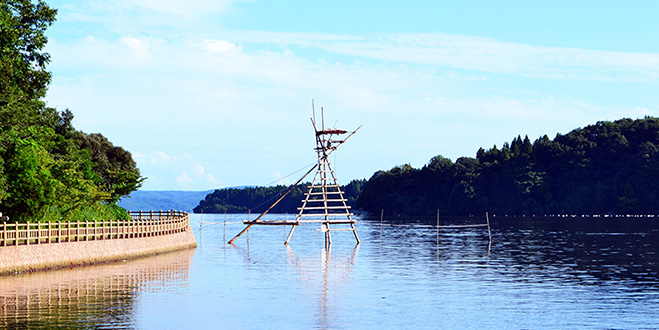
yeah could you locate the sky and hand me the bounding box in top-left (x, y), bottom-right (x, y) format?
top-left (43, 0), bottom-right (659, 191)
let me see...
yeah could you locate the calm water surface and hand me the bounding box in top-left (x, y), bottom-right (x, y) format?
top-left (1, 214), bottom-right (658, 329)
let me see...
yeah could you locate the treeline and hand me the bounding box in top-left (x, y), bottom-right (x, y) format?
top-left (0, 1), bottom-right (143, 222)
top-left (194, 179), bottom-right (366, 214)
top-left (357, 117), bottom-right (659, 216)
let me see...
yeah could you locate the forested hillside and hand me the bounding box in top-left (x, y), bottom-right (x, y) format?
top-left (357, 117), bottom-right (659, 217)
top-left (194, 179), bottom-right (366, 214)
top-left (0, 1), bottom-right (143, 222)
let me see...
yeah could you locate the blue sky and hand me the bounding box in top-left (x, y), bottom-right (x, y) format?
top-left (44, 0), bottom-right (659, 191)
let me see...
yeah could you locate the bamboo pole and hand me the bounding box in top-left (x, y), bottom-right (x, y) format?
top-left (436, 209), bottom-right (440, 247)
top-left (380, 209), bottom-right (384, 241)
top-left (229, 163), bottom-right (319, 244)
top-left (486, 212), bottom-right (492, 251)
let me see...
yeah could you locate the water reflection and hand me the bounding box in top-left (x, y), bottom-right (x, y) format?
top-left (0, 249), bottom-right (194, 329)
top-left (4, 214), bottom-right (659, 329)
top-left (286, 245), bottom-right (359, 330)
top-left (489, 218), bottom-right (659, 288)
top-left (363, 215), bottom-right (659, 288)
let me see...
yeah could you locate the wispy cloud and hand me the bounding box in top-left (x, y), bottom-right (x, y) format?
top-left (219, 32), bottom-right (659, 82)
top-left (45, 2), bottom-right (659, 189)
top-left (133, 152), bottom-right (220, 190)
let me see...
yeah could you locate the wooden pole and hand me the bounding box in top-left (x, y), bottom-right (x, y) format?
top-left (380, 209), bottom-right (384, 240)
top-left (228, 163), bottom-right (319, 244)
top-left (486, 212), bottom-right (492, 250)
top-left (436, 209), bottom-right (440, 247)
top-left (285, 224), bottom-right (296, 244)
top-left (199, 209), bottom-right (203, 232)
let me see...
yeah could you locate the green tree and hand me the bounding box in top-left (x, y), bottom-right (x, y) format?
top-left (0, 0), bottom-right (56, 103)
top-left (358, 117), bottom-right (659, 216)
top-left (0, 0), bottom-right (141, 222)
top-left (76, 132), bottom-right (144, 202)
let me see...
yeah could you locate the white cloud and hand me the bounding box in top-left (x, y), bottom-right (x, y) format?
top-left (271, 172), bottom-right (293, 186)
top-left (45, 4), bottom-right (659, 190)
top-left (134, 151), bottom-right (171, 165)
top-left (128, 0), bottom-right (234, 18)
top-left (134, 152), bottom-right (220, 190)
top-left (203, 40), bottom-right (242, 56)
top-left (176, 172), bottom-right (192, 185)
top-left (119, 36), bottom-right (151, 61)
top-left (225, 32), bottom-right (659, 82)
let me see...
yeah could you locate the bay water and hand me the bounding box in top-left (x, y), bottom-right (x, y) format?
top-left (1, 214), bottom-right (658, 329)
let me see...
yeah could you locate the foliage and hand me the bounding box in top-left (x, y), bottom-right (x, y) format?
top-left (0, 0), bottom-right (143, 222)
top-left (194, 179), bottom-right (367, 214)
top-left (0, 0), bottom-right (56, 102)
top-left (357, 117), bottom-right (659, 216)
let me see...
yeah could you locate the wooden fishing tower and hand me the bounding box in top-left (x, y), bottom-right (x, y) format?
top-left (228, 105), bottom-right (361, 246)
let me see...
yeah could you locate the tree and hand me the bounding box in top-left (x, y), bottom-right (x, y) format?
top-left (0, 1), bottom-right (142, 221)
top-left (357, 117), bottom-right (659, 216)
top-left (0, 0), bottom-right (56, 104)
top-left (76, 132), bottom-right (144, 203)
top-left (425, 155), bottom-right (454, 172)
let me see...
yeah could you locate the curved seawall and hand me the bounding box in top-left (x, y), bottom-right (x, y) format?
top-left (0, 227), bottom-right (196, 275)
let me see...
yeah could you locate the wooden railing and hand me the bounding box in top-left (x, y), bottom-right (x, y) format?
top-left (0, 210), bottom-right (190, 247)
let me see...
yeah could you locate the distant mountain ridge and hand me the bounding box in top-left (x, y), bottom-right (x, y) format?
top-left (118, 190), bottom-right (214, 212)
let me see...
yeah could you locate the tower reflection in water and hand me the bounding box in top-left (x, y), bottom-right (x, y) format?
top-left (287, 245), bottom-right (359, 330)
top-left (0, 248), bottom-right (194, 329)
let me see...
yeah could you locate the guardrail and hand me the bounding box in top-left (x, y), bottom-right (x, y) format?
top-left (0, 210), bottom-right (189, 247)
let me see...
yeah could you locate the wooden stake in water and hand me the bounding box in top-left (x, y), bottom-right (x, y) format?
top-left (380, 209), bottom-right (384, 240)
top-left (486, 212), bottom-right (492, 252)
top-left (436, 209), bottom-right (440, 247)
top-left (199, 209), bottom-right (203, 233)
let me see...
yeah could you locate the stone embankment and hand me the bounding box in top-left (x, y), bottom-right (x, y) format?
top-left (0, 211), bottom-right (196, 275)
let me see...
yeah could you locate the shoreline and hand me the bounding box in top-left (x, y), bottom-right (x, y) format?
top-left (0, 227), bottom-right (196, 275)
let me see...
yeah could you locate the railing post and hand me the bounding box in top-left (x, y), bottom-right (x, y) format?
top-left (2, 222), bottom-right (5, 247)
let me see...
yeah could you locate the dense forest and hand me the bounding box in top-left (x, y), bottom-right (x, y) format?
top-left (0, 0), bottom-right (143, 222)
top-left (194, 179), bottom-right (366, 214)
top-left (357, 117), bottom-right (659, 217)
